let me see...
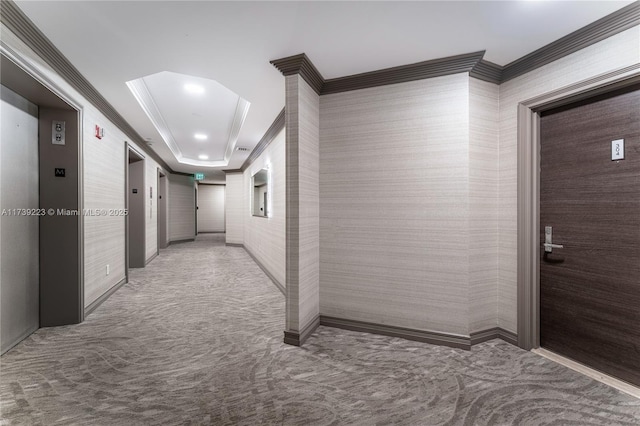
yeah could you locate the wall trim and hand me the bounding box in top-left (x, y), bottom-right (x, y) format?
top-left (284, 315), bottom-right (320, 346)
top-left (501, 1), bottom-right (640, 83)
top-left (516, 66), bottom-right (640, 350)
top-left (0, 0), bottom-right (174, 173)
top-left (168, 238), bottom-right (195, 245)
top-left (323, 51), bottom-right (485, 94)
top-left (228, 243), bottom-right (285, 296)
top-left (320, 316), bottom-right (471, 350)
top-left (272, 4), bottom-right (639, 92)
top-left (470, 327), bottom-right (518, 346)
top-left (320, 316), bottom-right (518, 350)
top-left (270, 54), bottom-right (324, 94)
top-left (145, 252), bottom-right (158, 266)
top-left (470, 59), bottom-right (503, 84)
top-left (239, 108), bottom-right (285, 172)
top-left (84, 277), bottom-right (127, 317)
top-left (1, 324), bottom-right (39, 355)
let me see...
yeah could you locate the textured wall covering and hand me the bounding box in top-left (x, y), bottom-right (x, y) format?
top-left (224, 173), bottom-right (244, 244)
top-left (197, 184), bottom-right (225, 233)
top-left (168, 174), bottom-right (195, 242)
top-left (497, 26), bottom-right (640, 333)
top-left (469, 78), bottom-right (499, 333)
top-left (286, 74), bottom-right (320, 334)
top-left (244, 129), bottom-right (286, 287)
top-left (1, 26), bottom-right (165, 309)
top-left (144, 160), bottom-right (158, 262)
top-left (320, 74), bottom-right (471, 336)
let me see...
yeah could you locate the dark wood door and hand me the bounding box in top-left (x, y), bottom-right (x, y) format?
top-left (539, 88), bottom-right (640, 387)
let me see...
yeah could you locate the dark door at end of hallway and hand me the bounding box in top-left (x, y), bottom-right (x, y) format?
top-left (539, 88), bottom-right (640, 387)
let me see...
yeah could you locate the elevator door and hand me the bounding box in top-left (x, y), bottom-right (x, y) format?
top-left (0, 85), bottom-right (39, 353)
top-left (539, 88), bottom-right (640, 386)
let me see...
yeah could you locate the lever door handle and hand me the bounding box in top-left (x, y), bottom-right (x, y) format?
top-left (543, 243), bottom-right (564, 252)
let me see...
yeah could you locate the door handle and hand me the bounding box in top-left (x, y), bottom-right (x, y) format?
top-left (544, 243), bottom-right (564, 252)
top-left (544, 226), bottom-right (564, 253)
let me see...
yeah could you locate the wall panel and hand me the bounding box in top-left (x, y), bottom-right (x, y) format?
top-left (319, 74), bottom-right (470, 336)
top-left (168, 174), bottom-right (196, 242)
top-left (197, 184), bottom-right (225, 233)
top-left (225, 173), bottom-right (244, 244)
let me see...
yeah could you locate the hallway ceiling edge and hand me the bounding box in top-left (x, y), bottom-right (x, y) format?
top-left (5, 0), bottom-right (638, 180)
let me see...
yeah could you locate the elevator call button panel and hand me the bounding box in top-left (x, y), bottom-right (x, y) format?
top-left (52, 120), bottom-right (66, 145)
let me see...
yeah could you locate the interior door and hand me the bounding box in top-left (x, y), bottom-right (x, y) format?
top-left (539, 88), bottom-right (640, 387)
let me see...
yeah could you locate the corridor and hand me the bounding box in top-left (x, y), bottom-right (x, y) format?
top-left (1, 234), bottom-right (639, 425)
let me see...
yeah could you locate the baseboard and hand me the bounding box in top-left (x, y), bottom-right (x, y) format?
top-left (145, 252), bottom-right (158, 266)
top-left (320, 315), bottom-right (471, 350)
top-left (84, 277), bottom-right (127, 317)
top-left (227, 242), bottom-right (285, 296)
top-left (470, 327), bottom-right (518, 346)
top-left (168, 238), bottom-right (195, 245)
top-left (284, 315), bottom-right (320, 346)
top-left (1, 323), bottom-right (39, 355)
top-left (197, 231), bottom-right (225, 234)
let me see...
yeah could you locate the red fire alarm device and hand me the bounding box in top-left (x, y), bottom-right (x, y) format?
top-left (95, 125), bottom-right (104, 139)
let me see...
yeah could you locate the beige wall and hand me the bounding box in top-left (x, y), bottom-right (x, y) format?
top-left (244, 129), bottom-right (286, 287)
top-left (497, 25), bottom-right (640, 333)
top-left (319, 73), bottom-right (472, 336)
top-left (197, 184), bottom-right (225, 233)
top-left (469, 77), bottom-right (499, 333)
top-left (225, 173), bottom-right (244, 244)
top-left (1, 21), bottom-right (167, 309)
top-left (168, 174), bottom-right (196, 242)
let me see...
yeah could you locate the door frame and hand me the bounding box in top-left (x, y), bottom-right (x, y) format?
top-left (1, 44), bottom-right (85, 325)
top-left (124, 143), bottom-right (146, 279)
top-left (517, 65), bottom-right (640, 350)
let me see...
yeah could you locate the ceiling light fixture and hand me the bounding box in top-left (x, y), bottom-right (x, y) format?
top-left (198, 154), bottom-right (209, 160)
top-left (184, 83), bottom-right (205, 95)
top-left (194, 133), bottom-right (208, 140)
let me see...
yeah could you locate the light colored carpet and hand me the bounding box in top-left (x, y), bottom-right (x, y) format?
top-left (1, 234), bottom-right (639, 425)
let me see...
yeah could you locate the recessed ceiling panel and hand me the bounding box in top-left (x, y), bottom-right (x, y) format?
top-left (127, 71), bottom-right (250, 167)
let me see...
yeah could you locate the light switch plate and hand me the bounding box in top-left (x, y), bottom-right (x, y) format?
top-left (611, 139), bottom-right (624, 160)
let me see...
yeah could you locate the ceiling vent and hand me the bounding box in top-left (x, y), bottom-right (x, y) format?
top-left (235, 147), bottom-right (250, 152)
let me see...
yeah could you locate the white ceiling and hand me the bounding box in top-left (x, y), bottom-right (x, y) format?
top-left (14, 1), bottom-right (634, 183)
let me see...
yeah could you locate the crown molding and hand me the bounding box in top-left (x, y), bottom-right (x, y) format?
top-left (501, 1), bottom-right (640, 83)
top-left (238, 107), bottom-right (285, 172)
top-left (272, 3), bottom-right (639, 90)
top-left (0, 0), bottom-right (175, 173)
top-left (270, 54), bottom-right (324, 95)
top-left (470, 59), bottom-right (503, 85)
top-left (322, 51), bottom-right (486, 94)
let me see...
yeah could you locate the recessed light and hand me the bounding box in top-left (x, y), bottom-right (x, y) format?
top-left (198, 154), bottom-right (209, 160)
top-left (194, 133), bottom-right (207, 140)
top-left (184, 83), bottom-right (204, 95)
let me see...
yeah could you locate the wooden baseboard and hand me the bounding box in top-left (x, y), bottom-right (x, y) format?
top-left (168, 238), bottom-right (195, 245)
top-left (284, 315), bottom-right (320, 346)
top-left (319, 316), bottom-right (518, 350)
top-left (84, 277), bottom-right (127, 317)
top-left (320, 316), bottom-right (471, 350)
top-left (470, 327), bottom-right (518, 346)
top-left (145, 252), bottom-right (158, 266)
top-left (225, 242), bottom-right (243, 247)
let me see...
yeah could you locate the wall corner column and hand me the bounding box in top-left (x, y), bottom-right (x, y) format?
top-left (284, 73), bottom-right (320, 346)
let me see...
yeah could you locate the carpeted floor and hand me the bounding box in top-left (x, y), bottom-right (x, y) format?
top-left (1, 234), bottom-right (639, 425)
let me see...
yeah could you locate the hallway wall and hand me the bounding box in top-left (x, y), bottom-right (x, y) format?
top-left (225, 173), bottom-right (244, 244)
top-left (168, 174), bottom-right (196, 242)
top-left (197, 184), bottom-right (225, 233)
top-left (1, 25), bottom-right (166, 309)
top-left (319, 73), bottom-right (473, 336)
top-left (145, 161), bottom-right (158, 262)
top-left (496, 25), bottom-right (640, 333)
top-left (243, 129), bottom-right (286, 288)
